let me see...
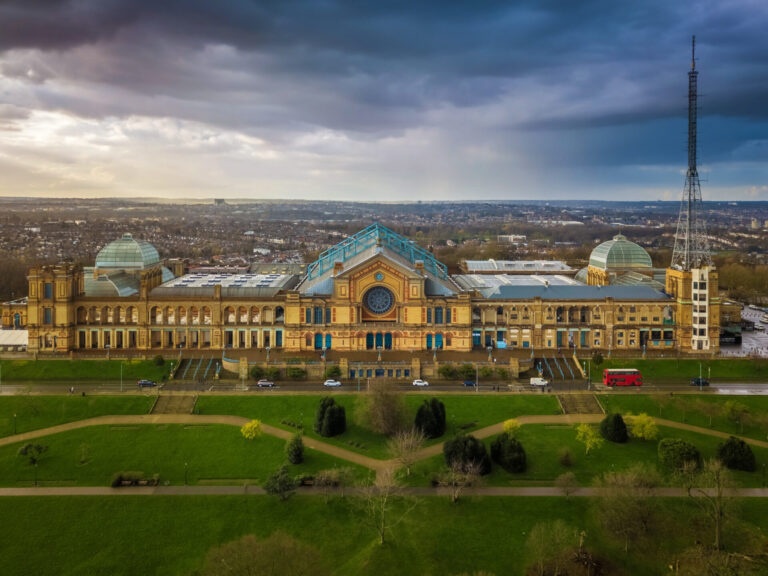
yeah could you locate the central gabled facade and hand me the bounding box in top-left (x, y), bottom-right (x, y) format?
top-left (286, 223), bottom-right (472, 352)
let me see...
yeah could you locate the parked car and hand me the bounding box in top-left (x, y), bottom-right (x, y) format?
top-left (323, 379), bottom-right (342, 387)
top-left (530, 377), bottom-right (549, 387)
top-left (137, 379), bottom-right (157, 388)
top-left (690, 377), bottom-right (710, 387)
top-left (412, 379), bottom-right (429, 387)
top-left (256, 379), bottom-right (275, 388)
top-left (462, 380), bottom-right (477, 387)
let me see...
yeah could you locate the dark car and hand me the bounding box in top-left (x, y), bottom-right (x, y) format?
top-left (137, 379), bottom-right (157, 388)
top-left (462, 380), bottom-right (477, 387)
top-left (690, 377), bottom-right (710, 387)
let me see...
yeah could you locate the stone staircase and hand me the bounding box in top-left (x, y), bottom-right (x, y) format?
top-left (151, 394), bottom-right (198, 415)
top-left (557, 393), bottom-right (603, 415)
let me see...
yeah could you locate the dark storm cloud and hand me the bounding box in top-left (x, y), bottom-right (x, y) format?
top-left (0, 0), bottom-right (766, 199)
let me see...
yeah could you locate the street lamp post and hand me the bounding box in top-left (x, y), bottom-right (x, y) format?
top-left (487, 345), bottom-right (493, 362)
top-left (13, 413), bottom-right (17, 435)
top-left (322, 346), bottom-right (326, 361)
top-left (377, 346), bottom-right (382, 362)
top-left (184, 462), bottom-right (188, 486)
top-left (266, 346), bottom-right (271, 362)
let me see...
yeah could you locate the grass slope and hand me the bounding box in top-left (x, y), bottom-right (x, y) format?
top-left (0, 358), bottom-right (168, 382)
top-left (0, 395), bottom-right (154, 438)
top-left (1, 495), bottom-right (767, 576)
top-left (1, 424), bottom-right (367, 487)
top-left (196, 394), bottom-right (560, 459)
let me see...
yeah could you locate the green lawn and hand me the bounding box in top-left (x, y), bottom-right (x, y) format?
top-left (0, 395), bottom-right (154, 438)
top-left (407, 424), bottom-right (768, 489)
top-left (599, 394), bottom-right (768, 442)
top-left (0, 358), bottom-right (169, 382)
top-left (1, 495), bottom-right (766, 576)
top-left (196, 394), bottom-right (560, 459)
top-left (589, 358), bottom-right (768, 382)
top-left (1, 424), bottom-right (368, 487)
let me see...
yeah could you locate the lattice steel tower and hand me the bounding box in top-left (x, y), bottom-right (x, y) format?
top-left (671, 36), bottom-right (711, 271)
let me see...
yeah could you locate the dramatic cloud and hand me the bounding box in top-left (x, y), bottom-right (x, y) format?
top-left (0, 0), bottom-right (766, 200)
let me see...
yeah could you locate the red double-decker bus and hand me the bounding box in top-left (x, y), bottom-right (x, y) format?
top-left (603, 368), bottom-right (642, 387)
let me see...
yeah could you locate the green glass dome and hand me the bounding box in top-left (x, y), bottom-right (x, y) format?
top-left (95, 233), bottom-right (160, 269)
top-left (588, 234), bottom-right (652, 270)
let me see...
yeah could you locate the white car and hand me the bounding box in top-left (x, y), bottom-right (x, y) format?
top-left (412, 379), bottom-right (429, 387)
top-left (323, 379), bottom-right (342, 387)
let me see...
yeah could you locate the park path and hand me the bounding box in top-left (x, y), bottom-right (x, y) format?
top-left (3, 412), bottom-right (768, 485)
top-left (4, 485), bottom-right (768, 498)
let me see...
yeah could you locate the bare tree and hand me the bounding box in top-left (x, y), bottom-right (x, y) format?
top-left (695, 399), bottom-right (722, 428)
top-left (198, 531), bottom-right (328, 576)
top-left (525, 519), bottom-right (577, 576)
top-left (594, 464), bottom-right (658, 553)
top-left (354, 381), bottom-right (407, 436)
top-left (682, 459), bottom-right (733, 551)
top-left (555, 471), bottom-right (579, 499)
top-left (358, 468), bottom-right (415, 545)
top-left (387, 427), bottom-right (425, 477)
top-left (315, 467), bottom-right (355, 503)
top-left (439, 460), bottom-right (484, 504)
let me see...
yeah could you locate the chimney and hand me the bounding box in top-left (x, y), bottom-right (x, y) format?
top-left (333, 261), bottom-right (344, 275)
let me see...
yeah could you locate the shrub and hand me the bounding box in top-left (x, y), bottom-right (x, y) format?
top-left (249, 365), bottom-right (264, 379)
top-left (415, 398), bottom-right (446, 439)
top-left (315, 397), bottom-right (346, 437)
top-left (443, 434), bottom-right (491, 475)
top-left (600, 413), bottom-right (629, 443)
top-left (286, 367), bottom-right (307, 380)
top-left (559, 448), bottom-right (572, 467)
top-left (503, 418), bottom-right (521, 436)
top-left (457, 364), bottom-right (476, 380)
top-left (658, 438), bottom-right (701, 471)
top-left (153, 355), bottom-right (165, 366)
top-left (285, 433), bottom-right (304, 465)
top-left (717, 436), bottom-right (756, 472)
top-left (625, 413), bottom-right (659, 441)
top-left (264, 465), bottom-right (298, 501)
top-left (592, 352), bottom-right (604, 366)
top-left (264, 367), bottom-right (281, 381)
top-left (438, 364), bottom-right (458, 380)
top-left (490, 433), bottom-right (527, 473)
top-left (496, 368), bottom-right (509, 380)
top-left (323, 365), bottom-right (342, 380)
top-left (240, 420), bottom-right (262, 440)
top-left (479, 366), bottom-right (494, 379)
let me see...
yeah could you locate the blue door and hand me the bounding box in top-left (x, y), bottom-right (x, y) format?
top-left (384, 333), bottom-right (392, 350)
top-left (580, 330), bottom-right (588, 347)
top-left (14, 313), bottom-right (20, 328)
top-left (325, 334), bottom-right (332, 350)
top-left (314, 333), bottom-right (323, 349)
top-left (366, 333), bottom-right (374, 349)
top-left (485, 333), bottom-right (492, 347)
top-left (275, 331), bottom-right (282, 347)
top-left (472, 330), bottom-right (481, 347)
top-left (435, 333), bottom-right (443, 349)
top-left (375, 333), bottom-right (383, 348)
top-left (556, 331), bottom-right (563, 347)
top-left (426, 334), bottom-right (433, 349)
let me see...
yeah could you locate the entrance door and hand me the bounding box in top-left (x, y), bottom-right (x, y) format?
top-left (375, 333), bottom-right (383, 348)
top-left (325, 334), bottom-right (332, 350)
top-left (275, 331), bottom-right (282, 347)
top-left (79, 331), bottom-right (86, 349)
top-left (384, 333), bottom-right (392, 350)
top-left (129, 331), bottom-right (137, 348)
top-left (556, 331), bottom-right (563, 348)
top-left (485, 333), bottom-right (492, 347)
top-left (366, 333), bottom-right (374, 349)
top-left (472, 330), bottom-right (481, 348)
top-left (426, 334), bottom-right (433, 350)
top-left (581, 330), bottom-right (588, 347)
top-left (314, 333), bottom-right (323, 350)
top-left (225, 331), bottom-right (233, 348)
top-left (435, 333), bottom-right (443, 349)
top-left (13, 313), bottom-right (20, 328)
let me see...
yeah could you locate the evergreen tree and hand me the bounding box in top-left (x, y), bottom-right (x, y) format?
top-left (285, 433), bottom-right (304, 465)
top-left (414, 398), bottom-right (446, 439)
top-left (490, 432), bottom-right (527, 473)
top-left (443, 434), bottom-right (491, 475)
top-left (717, 436), bottom-right (756, 472)
top-left (600, 413), bottom-right (629, 443)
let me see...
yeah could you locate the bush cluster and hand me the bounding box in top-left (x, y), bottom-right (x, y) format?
top-left (600, 413), bottom-right (629, 443)
top-left (443, 434), bottom-right (491, 475)
top-left (658, 438), bottom-right (701, 471)
top-left (314, 397), bottom-right (346, 437)
top-left (490, 432), bottom-right (527, 473)
top-left (415, 398), bottom-right (446, 439)
top-left (717, 436), bottom-right (756, 471)
top-left (285, 367), bottom-right (307, 380)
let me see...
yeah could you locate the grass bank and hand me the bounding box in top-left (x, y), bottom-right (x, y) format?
top-left (0, 358), bottom-right (169, 382)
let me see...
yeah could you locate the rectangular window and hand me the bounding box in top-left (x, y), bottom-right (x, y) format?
top-left (325, 308), bottom-right (331, 324)
top-left (663, 330), bottom-right (674, 340)
top-left (435, 307), bottom-right (443, 324)
top-left (305, 309), bottom-right (312, 324)
top-left (427, 308), bottom-right (432, 323)
top-left (699, 282), bottom-right (706, 290)
top-left (404, 369), bottom-right (410, 378)
top-left (629, 306), bottom-right (636, 313)
top-left (332, 308), bottom-right (337, 323)
top-left (314, 307), bottom-right (323, 325)
top-left (693, 281), bottom-right (698, 289)
top-left (446, 308), bottom-right (452, 323)
top-left (44, 283), bottom-right (53, 299)
top-left (43, 308), bottom-right (52, 324)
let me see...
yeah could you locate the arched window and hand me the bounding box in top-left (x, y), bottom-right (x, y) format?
top-left (115, 306), bottom-right (125, 324)
top-left (202, 306), bottom-right (211, 325)
top-left (190, 306), bottom-right (200, 326)
top-left (76, 307), bottom-right (87, 324)
top-left (102, 307), bottom-right (111, 324)
top-left (150, 307), bottom-right (159, 325)
top-left (275, 306), bottom-right (285, 324)
top-left (165, 306), bottom-right (175, 325)
top-left (178, 307), bottom-right (187, 325)
top-left (472, 307), bottom-right (481, 322)
top-left (250, 306), bottom-right (261, 323)
top-left (224, 306), bottom-right (235, 324)
top-left (239, 306), bottom-right (248, 324)
top-left (127, 306), bottom-right (138, 324)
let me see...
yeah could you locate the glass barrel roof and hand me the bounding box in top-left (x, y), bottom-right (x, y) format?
top-left (95, 233), bottom-right (161, 269)
top-left (588, 234), bottom-right (652, 270)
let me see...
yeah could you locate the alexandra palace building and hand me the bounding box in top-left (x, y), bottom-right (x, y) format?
top-left (15, 222), bottom-right (729, 376)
